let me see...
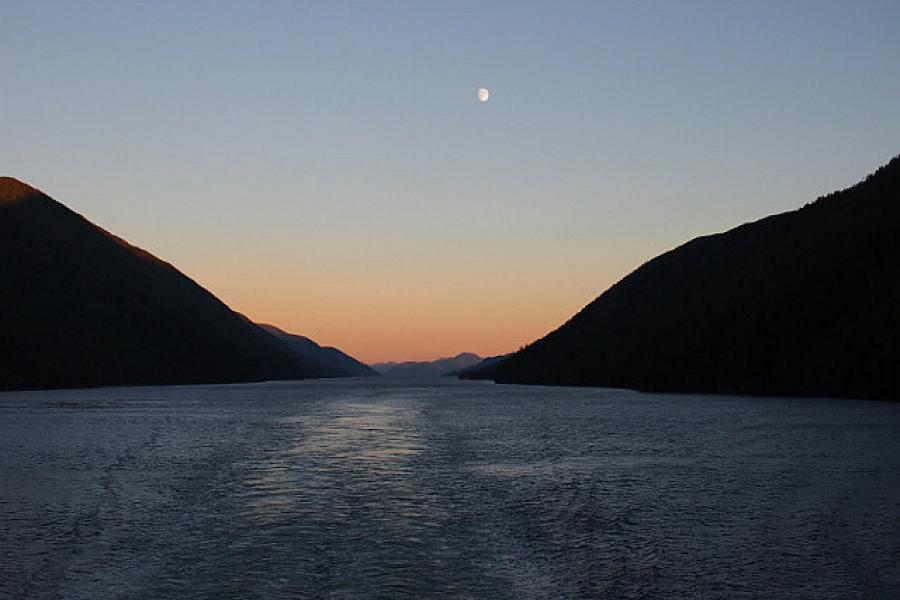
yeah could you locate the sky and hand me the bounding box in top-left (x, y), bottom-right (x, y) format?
top-left (2, 1), bottom-right (899, 363)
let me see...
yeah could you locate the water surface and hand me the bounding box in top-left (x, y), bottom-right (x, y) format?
top-left (2, 379), bottom-right (899, 599)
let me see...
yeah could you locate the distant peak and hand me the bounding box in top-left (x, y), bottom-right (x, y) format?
top-left (257, 323), bottom-right (316, 344)
top-left (257, 323), bottom-right (287, 336)
top-left (0, 177), bottom-right (44, 205)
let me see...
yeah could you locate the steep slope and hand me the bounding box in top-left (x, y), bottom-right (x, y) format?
top-left (484, 157), bottom-right (900, 400)
top-left (378, 353), bottom-right (482, 378)
top-left (258, 324), bottom-right (378, 378)
top-left (0, 177), bottom-right (327, 390)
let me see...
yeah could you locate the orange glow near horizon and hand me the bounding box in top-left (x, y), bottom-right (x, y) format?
top-left (195, 263), bottom-right (623, 365)
top-left (165, 213), bottom-right (666, 366)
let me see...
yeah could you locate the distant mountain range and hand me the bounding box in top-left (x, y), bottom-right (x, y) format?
top-left (455, 354), bottom-right (511, 378)
top-left (0, 177), bottom-right (370, 390)
top-left (464, 156), bottom-right (900, 400)
top-left (258, 324), bottom-right (378, 378)
top-left (373, 353), bottom-right (482, 378)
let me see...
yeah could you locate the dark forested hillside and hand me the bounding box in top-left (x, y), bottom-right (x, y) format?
top-left (473, 157), bottom-right (900, 400)
top-left (0, 177), bottom-right (329, 390)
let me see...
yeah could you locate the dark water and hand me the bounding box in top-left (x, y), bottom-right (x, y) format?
top-left (1, 379), bottom-right (899, 599)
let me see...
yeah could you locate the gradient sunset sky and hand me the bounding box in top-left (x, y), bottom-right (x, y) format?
top-left (2, 1), bottom-right (899, 363)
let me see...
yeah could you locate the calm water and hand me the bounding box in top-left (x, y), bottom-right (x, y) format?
top-left (1, 379), bottom-right (899, 599)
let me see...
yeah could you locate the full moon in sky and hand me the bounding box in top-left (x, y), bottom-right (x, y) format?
top-left (477, 87), bottom-right (490, 102)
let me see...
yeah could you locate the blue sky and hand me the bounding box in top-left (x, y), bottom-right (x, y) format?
top-left (2, 1), bottom-right (899, 361)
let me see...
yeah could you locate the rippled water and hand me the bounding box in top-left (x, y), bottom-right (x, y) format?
top-left (1, 379), bottom-right (899, 599)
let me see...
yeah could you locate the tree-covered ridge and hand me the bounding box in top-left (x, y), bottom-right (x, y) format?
top-left (468, 156), bottom-right (900, 400)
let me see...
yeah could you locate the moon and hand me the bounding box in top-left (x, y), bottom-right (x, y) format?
top-left (477, 87), bottom-right (490, 102)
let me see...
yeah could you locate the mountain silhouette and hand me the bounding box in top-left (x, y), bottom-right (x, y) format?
top-left (455, 354), bottom-right (511, 378)
top-left (374, 353), bottom-right (482, 378)
top-left (0, 177), bottom-right (333, 390)
top-left (464, 156), bottom-right (900, 400)
top-left (258, 324), bottom-right (378, 378)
